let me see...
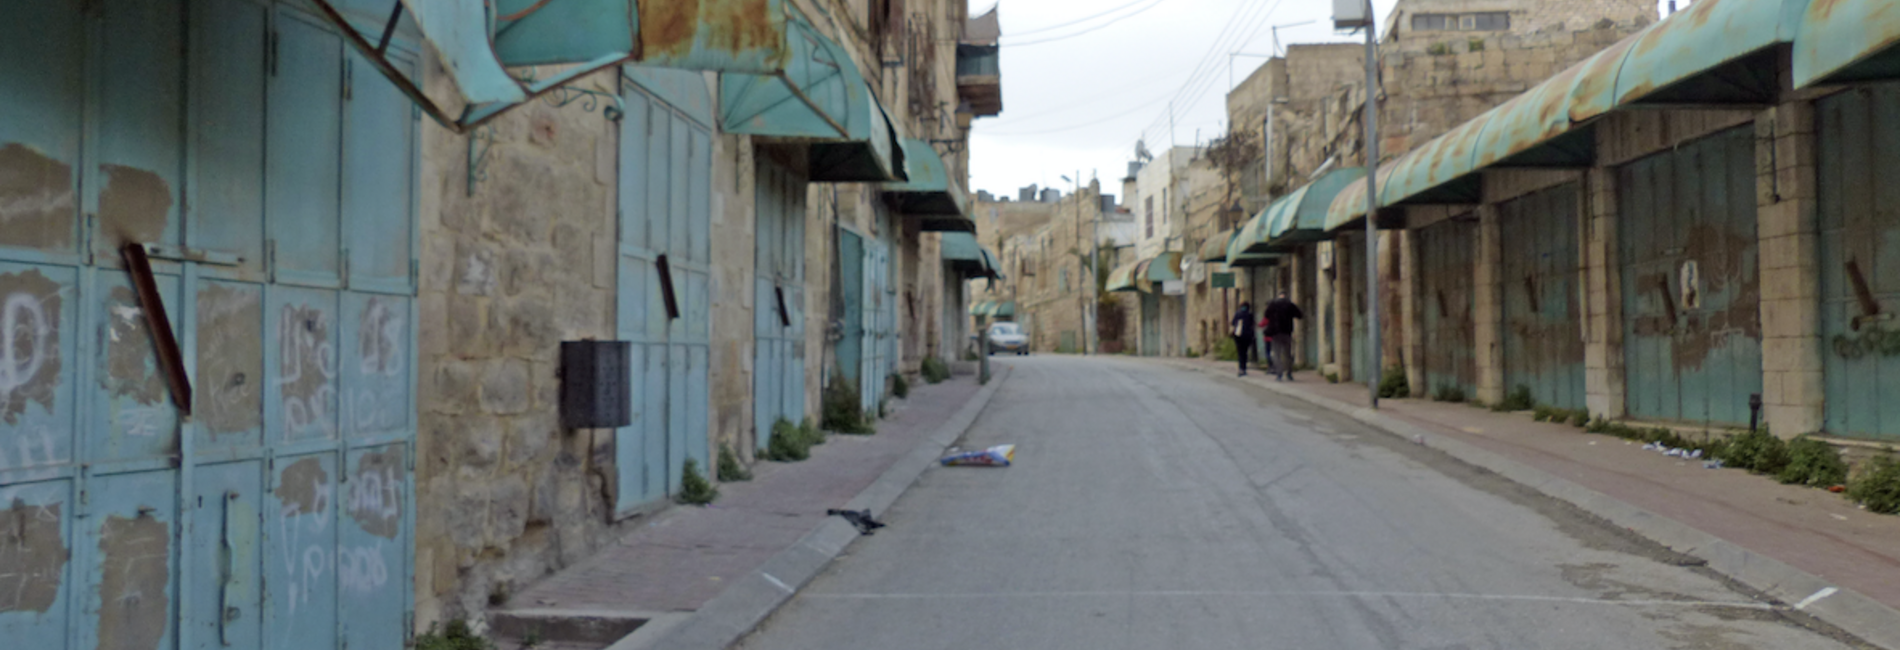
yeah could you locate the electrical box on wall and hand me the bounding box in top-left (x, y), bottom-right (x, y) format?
top-left (561, 341), bottom-right (632, 428)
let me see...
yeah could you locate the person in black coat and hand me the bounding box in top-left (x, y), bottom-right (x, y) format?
top-left (1261, 292), bottom-right (1305, 381)
top-left (1231, 302), bottom-right (1256, 376)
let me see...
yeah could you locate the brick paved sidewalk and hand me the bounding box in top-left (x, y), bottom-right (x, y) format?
top-left (1171, 357), bottom-right (1900, 613)
top-left (497, 376), bottom-right (982, 619)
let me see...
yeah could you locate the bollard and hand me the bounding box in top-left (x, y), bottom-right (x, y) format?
top-left (1748, 393), bottom-right (1762, 434)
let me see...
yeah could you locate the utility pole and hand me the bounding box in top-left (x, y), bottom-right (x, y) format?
top-left (1360, 2), bottom-right (1381, 409)
top-left (1333, 0), bottom-right (1379, 408)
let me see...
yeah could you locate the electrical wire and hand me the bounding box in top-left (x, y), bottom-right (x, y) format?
top-left (1000, 0), bottom-right (1171, 47)
top-left (977, 92), bottom-right (1178, 136)
top-left (1002, 0), bottom-right (1156, 37)
top-left (1134, 0), bottom-right (1285, 147)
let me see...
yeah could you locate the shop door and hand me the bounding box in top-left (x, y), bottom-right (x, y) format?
top-left (1499, 184), bottom-right (1586, 410)
top-left (615, 70), bottom-right (713, 514)
top-left (1817, 87), bottom-right (1900, 440)
top-left (1618, 127), bottom-right (1762, 425)
top-left (754, 159), bottom-right (807, 446)
top-left (0, 3), bottom-right (420, 648)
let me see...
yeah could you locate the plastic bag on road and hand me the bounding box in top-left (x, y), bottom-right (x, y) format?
top-left (940, 444), bottom-right (1016, 467)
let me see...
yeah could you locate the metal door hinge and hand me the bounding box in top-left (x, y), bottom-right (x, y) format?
top-left (268, 31), bottom-right (279, 77)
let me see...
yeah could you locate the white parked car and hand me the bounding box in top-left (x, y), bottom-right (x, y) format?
top-left (987, 322), bottom-right (1028, 355)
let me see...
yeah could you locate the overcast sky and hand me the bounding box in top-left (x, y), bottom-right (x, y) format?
top-left (964, 0), bottom-right (1673, 200)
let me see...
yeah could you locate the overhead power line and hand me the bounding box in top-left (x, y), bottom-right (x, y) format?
top-left (1003, 0), bottom-right (1155, 37)
top-left (1001, 0), bottom-right (1170, 47)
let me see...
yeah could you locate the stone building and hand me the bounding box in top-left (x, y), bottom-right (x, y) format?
top-left (1238, 0), bottom-right (1900, 446)
top-left (0, 0), bottom-right (993, 646)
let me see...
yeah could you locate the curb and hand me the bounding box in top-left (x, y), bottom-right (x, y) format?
top-left (1165, 358), bottom-right (1900, 650)
top-left (610, 366), bottom-right (1014, 650)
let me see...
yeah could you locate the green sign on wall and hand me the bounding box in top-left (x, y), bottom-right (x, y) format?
top-left (1211, 272), bottom-right (1235, 288)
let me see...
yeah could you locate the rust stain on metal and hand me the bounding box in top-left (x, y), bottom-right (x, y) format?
top-left (103, 286), bottom-right (166, 405)
top-left (0, 499), bottom-right (68, 614)
top-left (97, 165), bottom-right (171, 249)
top-left (1630, 224), bottom-right (1760, 371)
top-left (346, 448), bottom-right (403, 539)
top-left (1, 269), bottom-right (63, 424)
top-left (700, 0), bottom-right (778, 54)
top-left (194, 284), bottom-right (262, 434)
top-left (0, 143), bottom-right (77, 250)
top-left (96, 512), bottom-right (169, 650)
top-left (276, 457), bottom-right (330, 516)
top-left (640, 0), bottom-right (703, 59)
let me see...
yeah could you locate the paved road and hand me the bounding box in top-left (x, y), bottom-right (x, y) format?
top-left (736, 356), bottom-right (1868, 650)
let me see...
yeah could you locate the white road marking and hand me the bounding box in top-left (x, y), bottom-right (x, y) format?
top-left (1793, 587), bottom-right (1837, 610)
top-left (762, 573), bottom-right (793, 594)
top-left (803, 589), bottom-right (1779, 610)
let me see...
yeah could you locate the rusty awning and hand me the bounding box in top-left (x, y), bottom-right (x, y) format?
top-left (308, 0), bottom-right (852, 133)
top-left (1107, 260), bottom-right (1144, 293)
top-left (1380, 114), bottom-right (1490, 208)
top-left (884, 138), bottom-right (972, 229)
top-left (1199, 230), bottom-right (1235, 264)
top-left (1324, 160), bottom-right (1403, 233)
top-left (1599, 0), bottom-right (1798, 108)
top-left (1226, 252), bottom-right (1282, 268)
top-left (720, 10), bottom-right (903, 182)
top-left (1793, 0), bottom-right (1900, 87)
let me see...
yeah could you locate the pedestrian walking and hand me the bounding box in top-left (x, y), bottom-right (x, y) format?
top-left (1261, 291), bottom-right (1304, 381)
top-left (1231, 302), bottom-right (1257, 376)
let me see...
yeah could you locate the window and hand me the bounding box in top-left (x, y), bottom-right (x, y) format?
top-left (1145, 197), bottom-right (1155, 238)
top-left (1411, 11), bottom-right (1508, 31)
top-left (1060, 267), bottom-right (1070, 292)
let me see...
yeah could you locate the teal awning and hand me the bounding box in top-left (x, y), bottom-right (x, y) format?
top-left (885, 138), bottom-right (974, 229)
top-left (1236, 167), bottom-right (1364, 256)
top-left (720, 13), bottom-right (903, 182)
top-left (1793, 0), bottom-right (1900, 86)
top-left (1144, 252), bottom-right (1184, 282)
top-left (941, 232), bottom-right (998, 278)
top-left (970, 300), bottom-right (994, 315)
top-left (989, 301), bottom-right (1016, 317)
top-left (310, 0), bottom-right (834, 133)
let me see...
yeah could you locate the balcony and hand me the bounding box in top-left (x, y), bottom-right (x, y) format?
top-left (956, 44), bottom-right (1003, 116)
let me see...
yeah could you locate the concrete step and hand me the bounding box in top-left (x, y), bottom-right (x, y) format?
top-left (487, 608), bottom-right (655, 650)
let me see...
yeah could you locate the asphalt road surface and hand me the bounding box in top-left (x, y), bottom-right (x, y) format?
top-left (737, 356), bottom-right (1870, 650)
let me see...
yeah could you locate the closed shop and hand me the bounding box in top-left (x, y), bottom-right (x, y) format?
top-left (615, 70), bottom-right (713, 512)
top-left (1417, 218), bottom-right (1479, 399)
top-left (1499, 183), bottom-right (1586, 411)
top-left (0, 2), bottom-right (419, 647)
top-left (1618, 127), bottom-right (1762, 425)
top-left (1817, 87), bottom-right (1900, 441)
top-left (754, 158), bottom-right (808, 447)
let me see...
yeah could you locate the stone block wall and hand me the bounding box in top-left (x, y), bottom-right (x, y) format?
top-left (712, 137), bottom-right (759, 457)
top-left (414, 68), bottom-right (624, 627)
top-left (1756, 99), bottom-right (1824, 437)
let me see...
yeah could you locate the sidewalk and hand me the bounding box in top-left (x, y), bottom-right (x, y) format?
top-left (489, 374), bottom-right (988, 647)
top-left (1165, 357), bottom-right (1900, 647)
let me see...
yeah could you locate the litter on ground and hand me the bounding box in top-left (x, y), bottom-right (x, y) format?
top-left (940, 444), bottom-right (1015, 467)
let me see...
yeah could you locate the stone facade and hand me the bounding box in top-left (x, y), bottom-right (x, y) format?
top-left (414, 68), bottom-right (626, 627)
top-left (408, 0), bottom-right (979, 630)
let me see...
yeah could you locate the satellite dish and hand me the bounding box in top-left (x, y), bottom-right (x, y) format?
top-left (1135, 139), bottom-right (1154, 162)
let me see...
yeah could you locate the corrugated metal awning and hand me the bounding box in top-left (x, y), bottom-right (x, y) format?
top-left (1106, 260), bottom-right (1143, 293)
top-left (885, 138), bottom-right (973, 229)
top-left (1793, 0), bottom-right (1900, 87)
top-left (1602, 0), bottom-right (1798, 107)
top-left (1199, 230), bottom-right (1234, 263)
top-left (1324, 160), bottom-right (1402, 233)
top-left (721, 11), bottom-right (904, 182)
top-left (1246, 167), bottom-right (1364, 255)
top-left (941, 232), bottom-right (998, 277)
top-left (989, 301), bottom-right (1016, 317)
top-left (970, 300), bottom-right (993, 315)
top-left (1380, 112), bottom-right (1490, 207)
top-left (309, 0), bottom-right (834, 133)
top-left (1144, 251), bottom-right (1184, 283)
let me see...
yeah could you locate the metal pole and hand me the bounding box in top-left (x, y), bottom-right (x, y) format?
top-left (1362, 6), bottom-right (1381, 409)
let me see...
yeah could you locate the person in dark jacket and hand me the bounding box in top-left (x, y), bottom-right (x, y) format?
top-left (1231, 302), bottom-right (1256, 376)
top-left (1261, 292), bottom-right (1304, 381)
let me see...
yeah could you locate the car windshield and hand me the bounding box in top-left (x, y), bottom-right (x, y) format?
top-left (990, 323), bottom-right (1020, 336)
